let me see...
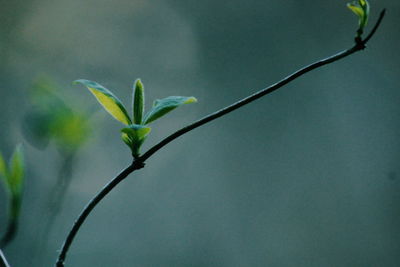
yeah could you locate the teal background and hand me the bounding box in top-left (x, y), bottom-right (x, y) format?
top-left (1, 1), bottom-right (400, 266)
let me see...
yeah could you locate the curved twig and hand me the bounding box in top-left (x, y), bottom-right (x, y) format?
top-left (140, 9), bottom-right (386, 162)
top-left (55, 9), bottom-right (385, 266)
top-left (0, 249), bottom-right (10, 267)
top-left (55, 160), bottom-right (145, 267)
top-left (363, 9), bottom-right (386, 44)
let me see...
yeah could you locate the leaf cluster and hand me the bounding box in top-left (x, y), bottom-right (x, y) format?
top-left (75, 79), bottom-right (197, 158)
top-left (0, 145), bottom-right (24, 220)
top-left (347, 0), bottom-right (370, 38)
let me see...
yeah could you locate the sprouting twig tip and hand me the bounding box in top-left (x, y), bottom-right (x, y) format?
top-left (362, 7), bottom-right (386, 44)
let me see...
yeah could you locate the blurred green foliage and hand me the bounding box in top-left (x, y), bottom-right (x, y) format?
top-left (23, 77), bottom-right (91, 153)
top-left (0, 144), bottom-right (24, 248)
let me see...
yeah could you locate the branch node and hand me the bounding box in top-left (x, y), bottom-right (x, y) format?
top-left (355, 37), bottom-right (366, 49)
top-left (133, 159), bottom-right (145, 169)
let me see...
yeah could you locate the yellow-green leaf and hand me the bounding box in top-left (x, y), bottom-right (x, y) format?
top-left (359, 0), bottom-right (367, 7)
top-left (347, 3), bottom-right (364, 18)
top-left (347, 0), bottom-right (369, 29)
top-left (50, 111), bottom-right (90, 149)
top-left (75, 79), bottom-right (132, 125)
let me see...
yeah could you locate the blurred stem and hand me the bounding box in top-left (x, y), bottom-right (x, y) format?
top-left (55, 9), bottom-right (385, 267)
top-left (0, 194), bottom-right (21, 248)
top-left (34, 153), bottom-right (75, 264)
top-left (0, 249), bottom-right (11, 267)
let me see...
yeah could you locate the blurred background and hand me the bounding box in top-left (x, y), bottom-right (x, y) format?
top-left (1, 0), bottom-right (399, 266)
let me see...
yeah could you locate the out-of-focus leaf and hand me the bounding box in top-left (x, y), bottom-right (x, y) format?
top-left (0, 152), bottom-right (7, 178)
top-left (22, 109), bottom-right (53, 150)
top-left (143, 96), bottom-right (197, 124)
top-left (30, 77), bottom-right (69, 112)
top-left (25, 78), bottom-right (91, 152)
top-left (8, 145), bottom-right (24, 194)
top-left (49, 112), bottom-right (90, 150)
top-left (133, 79), bottom-right (145, 125)
top-left (75, 79), bottom-right (131, 125)
top-left (0, 145), bottom-right (24, 248)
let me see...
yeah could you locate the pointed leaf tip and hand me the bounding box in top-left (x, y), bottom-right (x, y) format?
top-left (347, 3), bottom-right (364, 18)
top-left (75, 79), bottom-right (132, 125)
top-left (143, 96), bottom-right (197, 124)
top-left (184, 96), bottom-right (197, 104)
top-left (133, 79), bottom-right (145, 125)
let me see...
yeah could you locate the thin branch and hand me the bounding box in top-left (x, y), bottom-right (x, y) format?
top-left (0, 249), bottom-right (10, 267)
top-left (55, 10), bottom-right (385, 267)
top-left (363, 9), bottom-right (386, 44)
top-left (140, 9), bottom-right (386, 162)
top-left (35, 153), bottom-right (75, 265)
top-left (55, 160), bottom-right (145, 267)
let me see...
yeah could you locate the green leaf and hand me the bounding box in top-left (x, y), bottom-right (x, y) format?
top-left (133, 79), bottom-right (145, 125)
top-left (0, 151), bottom-right (7, 178)
top-left (22, 110), bottom-right (53, 150)
top-left (50, 111), bottom-right (90, 150)
top-left (361, 0), bottom-right (370, 27)
top-left (121, 132), bottom-right (132, 147)
top-left (347, 0), bottom-right (369, 30)
top-left (121, 124), bottom-right (151, 157)
top-left (75, 79), bottom-right (132, 125)
top-left (347, 3), bottom-right (363, 17)
top-left (8, 144), bottom-right (24, 194)
top-left (143, 96), bottom-right (197, 124)
top-left (121, 124), bottom-right (151, 143)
